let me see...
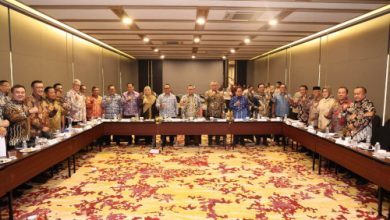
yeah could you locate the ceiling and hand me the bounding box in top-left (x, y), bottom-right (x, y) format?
top-left (18, 0), bottom-right (389, 60)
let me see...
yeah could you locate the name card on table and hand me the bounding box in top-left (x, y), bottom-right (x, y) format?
top-left (0, 137), bottom-right (7, 157)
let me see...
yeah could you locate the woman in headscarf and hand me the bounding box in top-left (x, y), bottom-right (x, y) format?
top-left (139, 86), bottom-right (158, 145)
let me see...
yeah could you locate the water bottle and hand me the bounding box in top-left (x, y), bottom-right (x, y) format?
top-left (22, 140), bottom-right (28, 149)
top-left (284, 114), bottom-right (287, 121)
top-left (374, 142), bottom-right (381, 152)
top-left (366, 135), bottom-right (371, 145)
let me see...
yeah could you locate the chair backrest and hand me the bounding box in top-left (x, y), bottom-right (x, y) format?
top-left (371, 115), bottom-right (382, 145)
top-left (381, 119), bottom-right (390, 150)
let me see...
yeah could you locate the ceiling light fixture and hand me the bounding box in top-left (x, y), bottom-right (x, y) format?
top-left (269, 19), bottom-right (278, 26)
top-left (143, 37), bottom-right (150, 43)
top-left (193, 37), bottom-right (201, 43)
top-left (230, 49), bottom-right (236, 54)
top-left (122, 17), bottom-right (133, 25)
top-left (153, 48), bottom-right (159, 52)
top-left (160, 55), bottom-right (165, 59)
top-left (196, 17), bottom-right (206, 25)
top-left (192, 55), bottom-right (196, 59)
top-left (244, 38), bottom-right (251, 44)
top-left (222, 55), bottom-right (227, 60)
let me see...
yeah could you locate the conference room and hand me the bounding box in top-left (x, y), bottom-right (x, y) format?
top-left (0, 0), bottom-right (389, 219)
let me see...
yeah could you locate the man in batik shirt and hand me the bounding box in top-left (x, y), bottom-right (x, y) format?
top-left (253, 83), bottom-right (271, 146)
top-left (205, 81), bottom-right (225, 145)
top-left (86, 86), bottom-right (103, 120)
top-left (121, 83), bottom-right (140, 145)
top-left (346, 86), bottom-right (375, 142)
top-left (102, 85), bottom-right (122, 145)
top-left (292, 85), bottom-right (310, 124)
top-left (0, 80), bottom-right (11, 137)
top-left (4, 85), bottom-right (38, 148)
top-left (180, 84), bottom-right (202, 146)
top-left (326, 87), bottom-right (352, 134)
top-left (25, 80), bottom-right (50, 138)
top-left (308, 86), bottom-right (322, 127)
top-left (43, 86), bottom-right (65, 132)
top-left (66, 79), bottom-right (86, 125)
top-left (156, 84), bottom-right (178, 147)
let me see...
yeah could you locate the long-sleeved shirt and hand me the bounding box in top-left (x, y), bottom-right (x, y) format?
top-left (86, 95), bottom-right (103, 119)
top-left (25, 94), bottom-right (49, 138)
top-left (66, 89), bottom-right (86, 122)
top-left (4, 100), bottom-right (30, 146)
top-left (0, 92), bottom-right (10, 120)
top-left (102, 94), bottom-right (122, 119)
top-left (229, 95), bottom-right (249, 119)
top-left (156, 93), bottom-right (178, 118)
top-left (205, 90), bottom-right (225, 118)
top-left (180, 94), bottom-right (201, 118)
top-left (346, 98), bottom-right (375, 139)
top-left (253, 92), bottom-right (270, 117)
top-left (121, 91), bottom-right (140, 116)
top-left (272, 93), bottom-right (290, 117)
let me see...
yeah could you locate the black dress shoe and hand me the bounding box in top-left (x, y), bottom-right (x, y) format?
top-left (19, 183), bottom-right (33, 190)
top-left (13, 190), bottom-right (24, 198)
top-left (356, 178), bottom-right (368, 186)
top-left (343, 172), bottom-right (354, 179)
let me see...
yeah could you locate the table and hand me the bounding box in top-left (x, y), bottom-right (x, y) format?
top-left (0, 121), bottom-right (389, 219)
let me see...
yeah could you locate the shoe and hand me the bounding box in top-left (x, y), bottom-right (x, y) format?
top-left (343, 173), bottom-right (354, 179)
top-left (13, 190), bottom-right (24, 198)
top-left (356, 178), bottom-right (368, 186)
top-left (18, 183), bottom-right (33, 190)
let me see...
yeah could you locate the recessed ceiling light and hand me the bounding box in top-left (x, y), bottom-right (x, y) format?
top-left (230, 49), bottom-right (236, 54)
top-left (122, 17), bottom-right (133, 25)
top-left (269, 19), bottom-right (278, 26)
top-left (222, 55), bottom-right (227, 60)
top-left (153, 48), bottom-right (159, 52)
top-left (196, 17), bottom-right (206, 25)
top-left (192, 55), bottom-right (196, 59)
top-left (143, 37), bottom-right (150, 43)
top-left (244, 38), bottom-right (251, 44)
top-left (160, 55), bottom-right (165, 59)
top-left (193, 37), bottom-right (201, 43)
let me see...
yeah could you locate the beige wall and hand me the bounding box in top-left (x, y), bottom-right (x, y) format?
top-left (0, 5), bottom-right (135, 96)
top-left (0, 5), bottom-right (11, 82)
top-left (163, 60), bottom-right (223, 95)
top-left (247, 13), bottom-right (390, 121)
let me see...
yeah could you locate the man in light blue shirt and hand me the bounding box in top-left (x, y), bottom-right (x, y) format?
top-left (272, 83), bottom-right (291, 145)
top-left (272, 84), bottom-right (291, 118)
top-left (156, 84), bottom-right (178, 146)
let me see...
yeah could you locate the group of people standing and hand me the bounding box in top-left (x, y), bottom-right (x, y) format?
top-left (0, 79), bottom-right (376, 150)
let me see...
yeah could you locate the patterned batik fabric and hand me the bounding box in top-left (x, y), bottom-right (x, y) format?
top-left (205, 90), bottom-right (225, 118)
top-left (102, 94), bottom-right (122, 119)
top-left (121, 91), bottom-right (140, 116)
top-left (86, 95), bottom-right (103, 120)
top-left (308, 96), bottom-right (322, 127)
top-left (346, 98), bottom-right (376, 141)
top-left (156, 93), bottom-right (178, 118)
top-left (0, 92), bottom-right (10, 120)
top-left (253, 92), bottom-right (271, 117)
top-left (65, 89), bottom-right (86, 122)
top-left (3, 100), bottom-right (30, 146)
top-left (327, 98), bottom-right (352, 133)
top-left (180, 94), bottom-right (202, 118)
top-left (25, 94), bottom-right (49, 138)
top-left (43, 99), bottom-right (65, 132)
top-left (229, 95), bottom-right (249, 119)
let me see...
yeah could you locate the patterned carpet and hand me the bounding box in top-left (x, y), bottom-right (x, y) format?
top-left (1, 143), bottom-right (389, 219)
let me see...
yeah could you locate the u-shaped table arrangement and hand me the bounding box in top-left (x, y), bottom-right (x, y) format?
top-left (0, 119), bottom-right (389, 219)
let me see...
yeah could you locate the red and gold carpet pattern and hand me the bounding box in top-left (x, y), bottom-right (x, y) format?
top-left (2, 145), bottom-right (388, 219)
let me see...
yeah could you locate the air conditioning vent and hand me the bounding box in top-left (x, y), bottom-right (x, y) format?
top-left (165, 41), bottom-right (180, 45)
top-left (224, 11), bottom-right (256, 21)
